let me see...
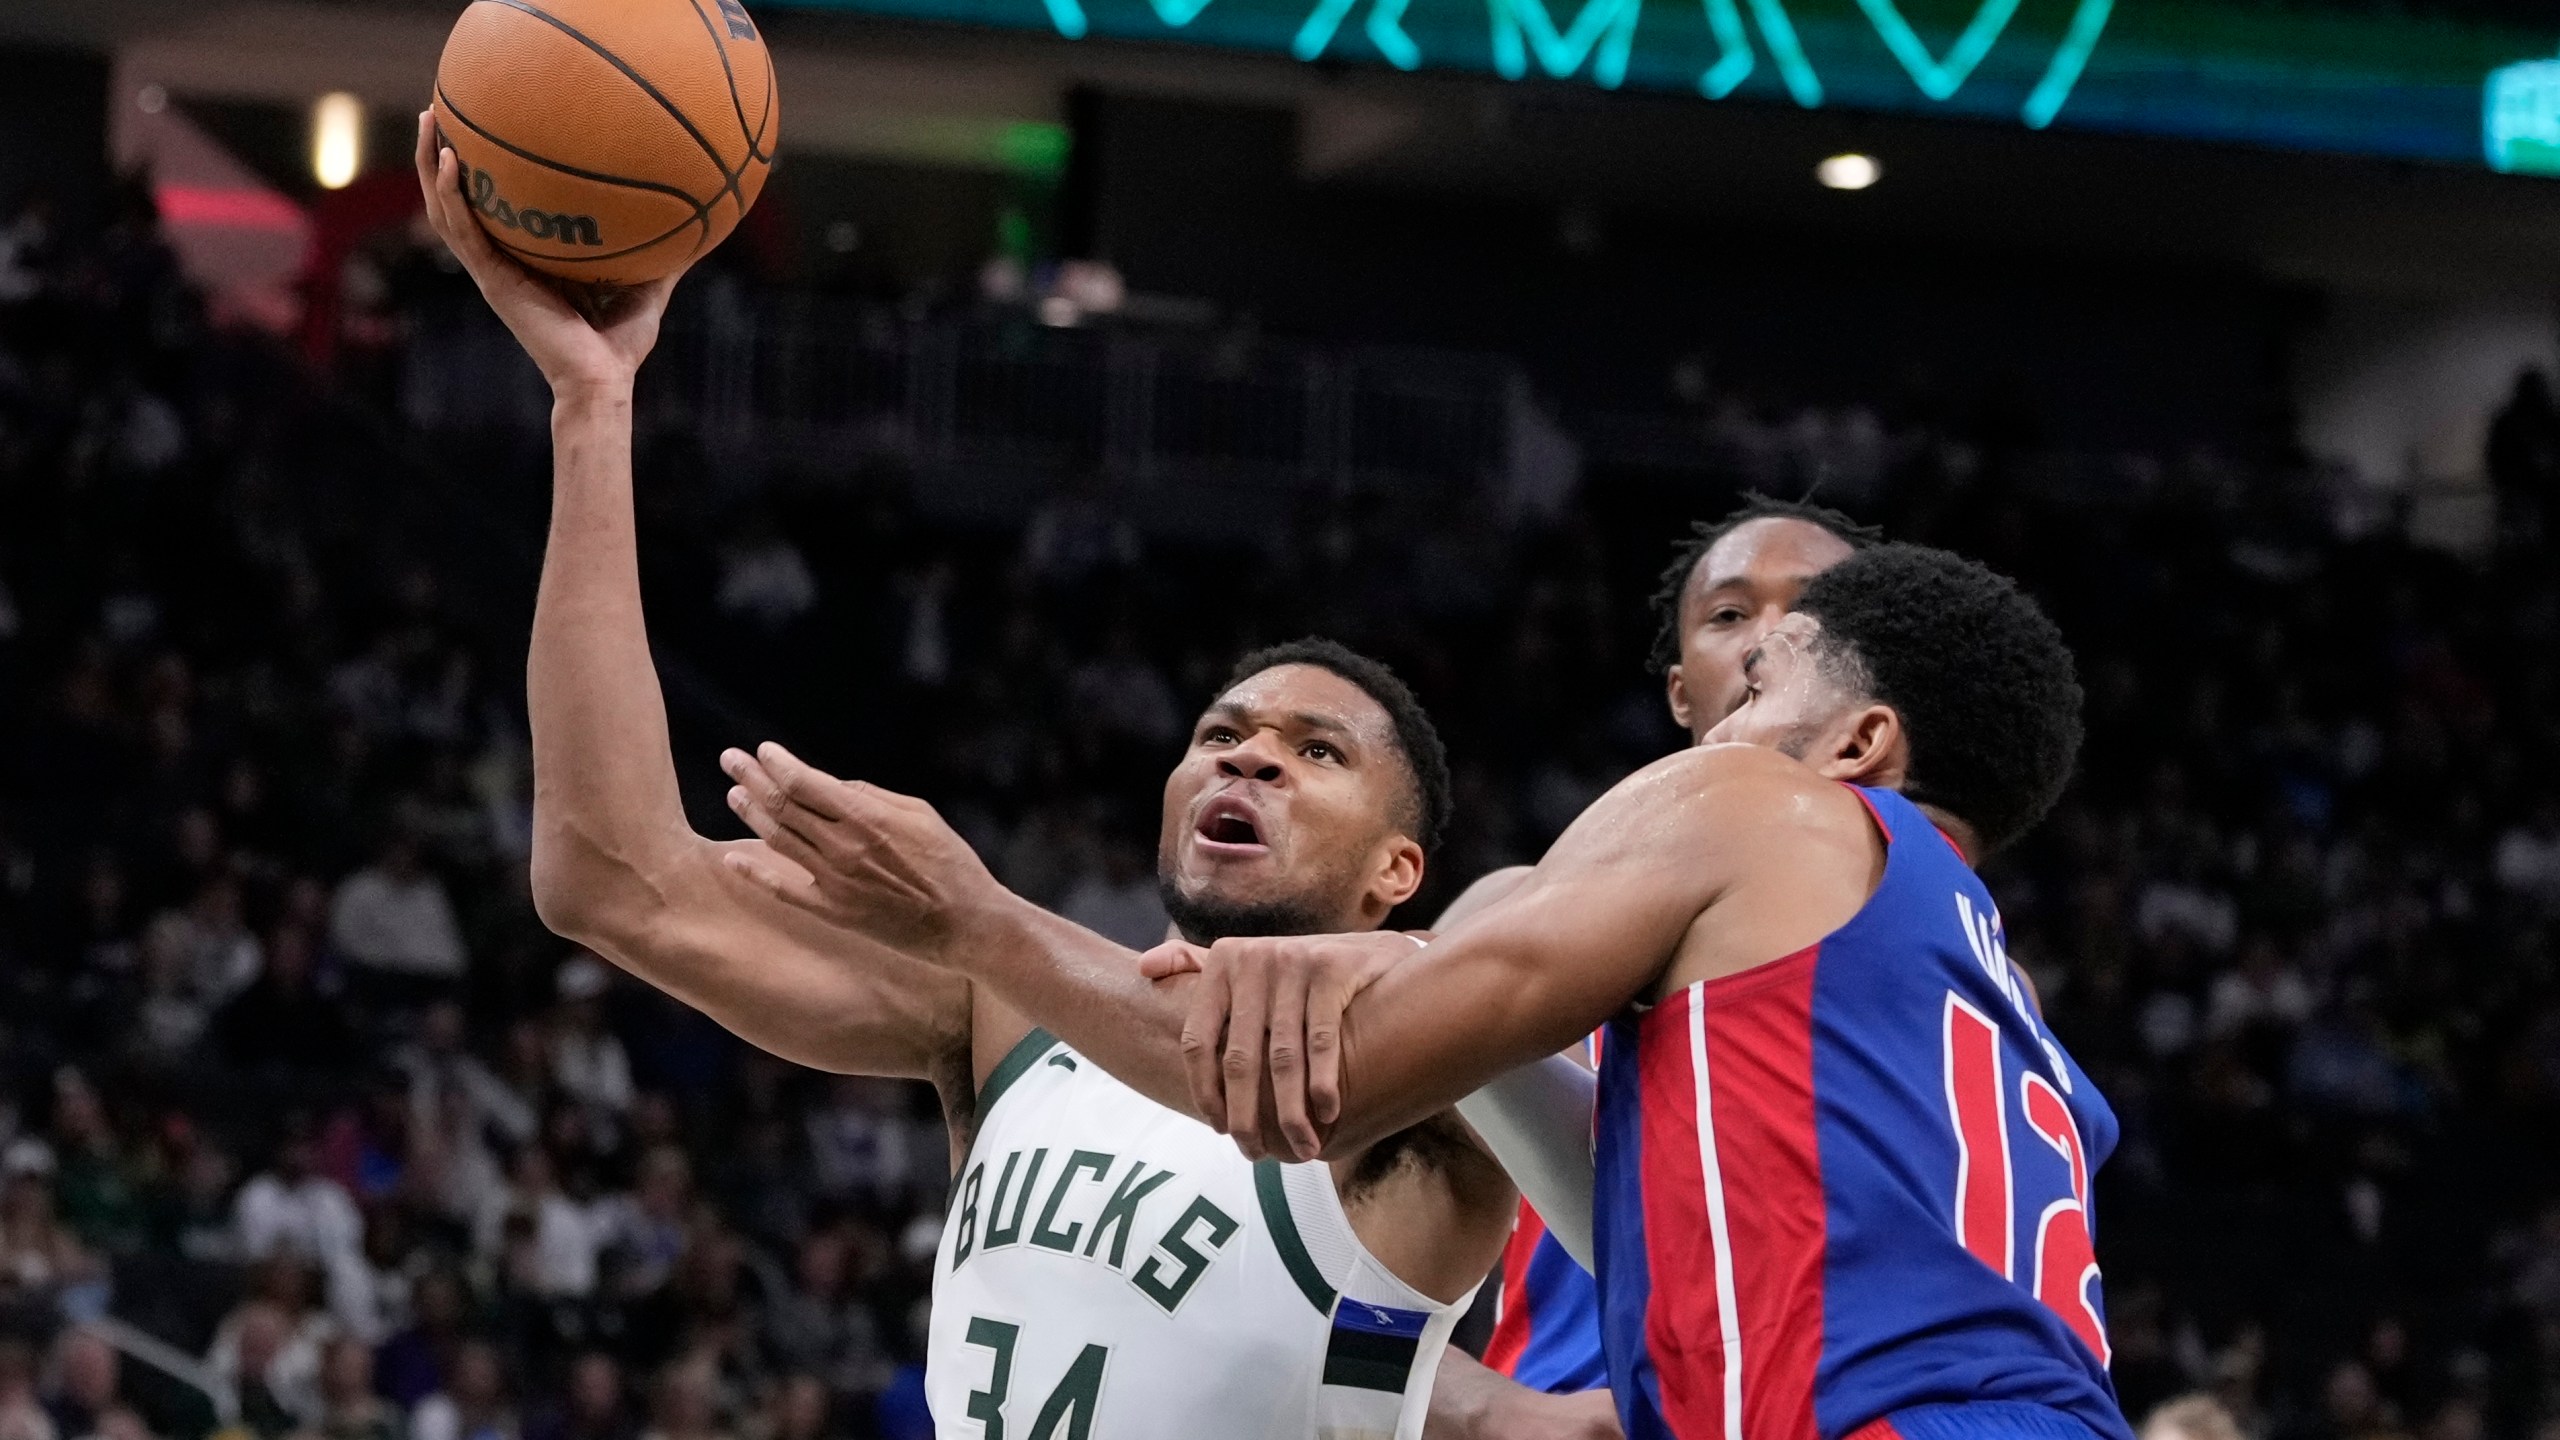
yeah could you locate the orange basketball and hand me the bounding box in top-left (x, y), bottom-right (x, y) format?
top-left (431, 0), bottom-right (777, 286)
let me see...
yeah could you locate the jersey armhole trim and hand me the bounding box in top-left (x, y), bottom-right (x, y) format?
top-left (1254, 1158), bottom-right (1339, 1316)
top-left (975, 1026), bottom-right (1061, 1121)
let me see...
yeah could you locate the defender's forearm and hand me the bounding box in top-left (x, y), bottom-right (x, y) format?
top-left (943, 895), bottom-right (1202, 1116)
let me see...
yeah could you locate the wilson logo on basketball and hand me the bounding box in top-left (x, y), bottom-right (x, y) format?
top-left (463, 166), bottom-right (603, 248)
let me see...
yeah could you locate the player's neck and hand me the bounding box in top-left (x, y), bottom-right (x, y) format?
top-left (1163, 903), bottom-right (1387, 945)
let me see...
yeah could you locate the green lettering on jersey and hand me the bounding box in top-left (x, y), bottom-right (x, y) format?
top-left (1081, 1162), bottom-right (1176, 1269)
top-left (1132, 1194), bottom-right (1239, 1313)
top-left (963, 1316), bottom-right (1018, 1439)
top-left (1025, 1344), bottom-right (1108, 1440)
top-left (952, 1162), bottom-right (985, 1268)
top-left (985, 1148), bottom-right (1049, 1249)
top-left (1031, 1151), bottom-right (1113, 1254)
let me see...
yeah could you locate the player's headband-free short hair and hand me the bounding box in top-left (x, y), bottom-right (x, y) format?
top-left (1647, 495), bottom-right (1882, 675)
top-left (1215, 638), bottom-right (1452, 851)
top-left (1789, 543), bottom-right (2083, 855)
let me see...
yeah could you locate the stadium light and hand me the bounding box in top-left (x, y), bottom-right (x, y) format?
top-left (313, 92), bottom-right (365, 190)
top-left (1817, 152), bottom-right (1882, 190)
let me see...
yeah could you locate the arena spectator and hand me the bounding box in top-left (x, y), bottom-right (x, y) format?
top-left (40, 1328), bottom-right (119, 1440)
top-left (371, 1268), bottom-right (468, 1410)
top-left (210, 928), bottom-right (354, 1075)
top-left (756, 1231), bottom-right (879, 1400)
top-left (741, 1377), bottom-right (826, 1440)
top-left (797, 1084), bottom-right (912, 1211)
top-left (545, 962), bottom-right (632, 1135)
top-left (45, 1073), bottom-right (147, 1259)
top-left (521, 1356), bottom-right (632, 1440)
top-left (397, 1006), bottom-right (537, 1153)
top-left (474, 1147), bottom-right (606, 1301)
top-left (326, 836), bottom-right (466, 994)
top-left (634, 1362), bottom-right (724, 1440)
top-left (2140, 1396), bottom-right (2245, 1440)
top-left (0, 1341), bottom-right (55, 1440)
top-left (408, 1341), bottom-right (513, 1440)
top-left (233, 1134), bottom-right (363, 1278)
top-left (0, 1143), bottom-right (106, 1326)
top-left (2495, 799), bottom-right (2560, 911)
top-left (214, 1302), bottom-right (313, 1439)
top-left (713, 516), bottom-right (817, 631)
top-left (301, 1338), bottom-right (398, 1440)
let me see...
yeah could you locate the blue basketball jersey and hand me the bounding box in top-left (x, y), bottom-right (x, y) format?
top-left (1590, 785), bottom-right (2130, 1440)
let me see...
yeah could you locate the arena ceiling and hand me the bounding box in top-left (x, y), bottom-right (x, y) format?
top-left (3, 0), bottom-right (2558, 295)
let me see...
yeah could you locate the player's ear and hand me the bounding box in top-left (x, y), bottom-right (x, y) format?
top-left (1368, 834), bottom-right (1426, 915)
top-left (1829, 703), bottom-right (1906, 787)
top-left (1664, 664), bottom-right (1695, 733)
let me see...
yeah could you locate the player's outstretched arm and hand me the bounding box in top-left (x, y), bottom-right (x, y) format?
top-left (1416, 865), bottom-right (1623, 1440)
top-left (414, 115), bottom-right (970, 1086)
top-left (1193, 745), bottom-right (1800, 1161)
top-left (718, 743), bottom-right (1215, 1115)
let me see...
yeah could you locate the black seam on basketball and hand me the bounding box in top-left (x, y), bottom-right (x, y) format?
top-left (474, 0), bottom-right (748, 211)
top-left (489, 211), bottom-right (704, 266)
top-left (754, 44), bottom-right (776, 155)
top-left (681, 0), bottom-right (764, 166)
top-left (436, 82), bottom-right (716, 223)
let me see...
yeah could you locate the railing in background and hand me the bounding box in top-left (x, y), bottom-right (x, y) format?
top-left (400, 287), bottom-right (1552, 537)
top-left (87, 1314), bottom-right (235, 1425)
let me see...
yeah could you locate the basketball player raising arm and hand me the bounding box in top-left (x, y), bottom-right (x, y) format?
top-left (413, 114), bottom-right (1601, 1440)
top-left (726, 544), bottom-right (2133, 1440)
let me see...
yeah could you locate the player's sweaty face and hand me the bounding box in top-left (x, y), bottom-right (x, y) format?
top-left (1671, 518), bottom-right (1856, 741)
top-left (1157, 665), bottom-right (1406, 922)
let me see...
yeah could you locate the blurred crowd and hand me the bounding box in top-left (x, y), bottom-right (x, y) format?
top-left (4, 189), bottom-right (2560, 1440)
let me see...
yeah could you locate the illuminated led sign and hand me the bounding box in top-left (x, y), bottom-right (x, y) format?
top-left (764, 0), bottom-right (2560, 172)
top-left (2488, 52), bottom-right (2560, 175)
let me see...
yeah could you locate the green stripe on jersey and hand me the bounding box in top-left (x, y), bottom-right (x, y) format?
top-left (1254, 1159), bottom-right (1338, 1316)
top-left (977, 1027), bottom-right (1063, 1121)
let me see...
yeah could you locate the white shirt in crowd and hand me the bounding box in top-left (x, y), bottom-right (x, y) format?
top-left (2495, 819), bottom-right (2560, 907)
top-left (329, 867), bottom-right (468, 978)
top-left (549, 1030), bottom-right (633, 1117)
top-left (474, 1188), bottom-right (614, 1299)
top-left (234, 1172), bottom-right (363, 1269)
top-left (205, 1307), bottom-right (338, 1424)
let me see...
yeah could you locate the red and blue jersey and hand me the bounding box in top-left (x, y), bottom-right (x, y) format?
top-left (1591, 785), bottom-right (2130, 1440)
top-left (1483, 1205), bottom-right (1606, 1393)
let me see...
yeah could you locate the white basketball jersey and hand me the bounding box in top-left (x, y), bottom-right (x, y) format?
top-left (927, 1029), bottom-right (1471, 1440)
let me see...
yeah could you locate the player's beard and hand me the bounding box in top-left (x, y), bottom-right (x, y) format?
top-left (1158, 876), bottom-right (1331, 944)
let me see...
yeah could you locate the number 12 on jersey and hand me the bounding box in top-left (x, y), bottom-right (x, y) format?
top-left (1942, 994), bottom-right (2111, 1365)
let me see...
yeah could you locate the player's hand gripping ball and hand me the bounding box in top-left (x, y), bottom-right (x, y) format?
top-left (430, 0), bottom-right (777, 286)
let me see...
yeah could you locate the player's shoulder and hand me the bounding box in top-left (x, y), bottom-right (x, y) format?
top-left (1618, 742), bottom-right (1877, 849)
top-left (1638, 739), bottom-right (1846, 806)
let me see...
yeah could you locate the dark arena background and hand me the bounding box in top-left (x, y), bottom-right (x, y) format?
top-left (4, 0), bottom-right (2560, 1437)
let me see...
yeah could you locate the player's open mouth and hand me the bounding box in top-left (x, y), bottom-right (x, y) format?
top-left (1193, 796), bottom-right (1270, 857)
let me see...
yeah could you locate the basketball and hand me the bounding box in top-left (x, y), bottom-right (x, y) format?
top-left (429, 0), bottom-right (777, 286)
